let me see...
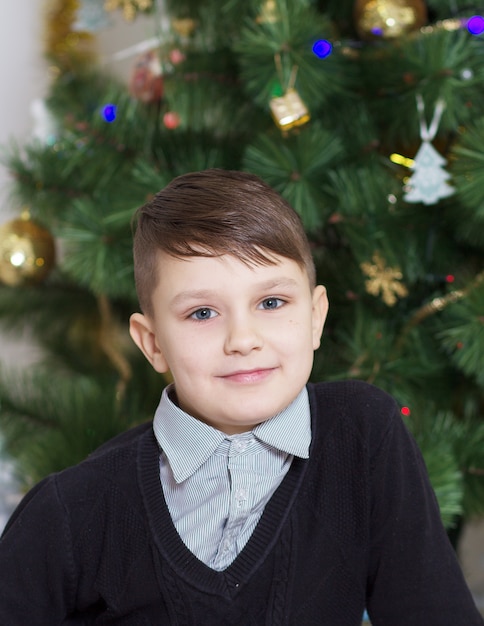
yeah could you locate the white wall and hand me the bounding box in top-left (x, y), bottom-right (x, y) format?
top-left (0, 2), bottom-right (50, 369)
top-left (0, 2), bottom-right (48, 219)
top-left (0, 3), bottom-right (46, 528)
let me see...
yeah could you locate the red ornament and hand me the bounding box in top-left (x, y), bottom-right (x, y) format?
top-left (328, 212), bottom-right (344, 224)
top-left (163, 111), bottom-right (181, 129)
top-left (129, 50), bottom-right (164, 103)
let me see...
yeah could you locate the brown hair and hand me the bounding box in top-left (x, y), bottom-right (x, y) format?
top-left (132, 169), bottom-right (316, 315)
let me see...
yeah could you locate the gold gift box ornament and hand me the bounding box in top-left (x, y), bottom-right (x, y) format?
top-left (270, 88), bottom-right (310, 131)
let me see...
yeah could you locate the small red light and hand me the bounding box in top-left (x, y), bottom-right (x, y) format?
top-left (446, 274), bottom-right (455, 283)
top-left (401, 406), bottom-right (411, 416)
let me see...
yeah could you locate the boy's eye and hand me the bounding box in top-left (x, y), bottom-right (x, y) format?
top-left (260, 297), bottom-right (284, 310)
top-left (190, 307), bottom-right (217, 321)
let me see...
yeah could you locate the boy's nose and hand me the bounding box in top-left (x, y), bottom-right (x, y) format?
top-left (223, 315), bottom-right (263, 355)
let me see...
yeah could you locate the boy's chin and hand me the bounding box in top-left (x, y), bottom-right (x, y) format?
top-left (201, 405), bottom-right (290, 435)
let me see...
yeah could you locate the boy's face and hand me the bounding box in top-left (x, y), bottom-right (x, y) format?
top-left (130, 252), bottom-right (328, 435)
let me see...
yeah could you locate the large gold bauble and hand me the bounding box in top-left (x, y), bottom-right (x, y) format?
top-left (0, 216), bottom-right (56, 286)
top-left (354, 0), bottom-right (427, 40)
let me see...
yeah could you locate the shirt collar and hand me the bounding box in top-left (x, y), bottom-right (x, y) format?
top-left (252, 387), bottom-right (311, 459)
top-left (153, 385), bottom-right (311, 483)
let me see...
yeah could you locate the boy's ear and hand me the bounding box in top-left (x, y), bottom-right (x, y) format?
top-left (129, 313), bottom-right (169, 373)
top-left (311, 285), bottom-right (329, 350)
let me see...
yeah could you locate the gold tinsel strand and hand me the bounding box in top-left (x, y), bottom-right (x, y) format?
top-left (406, 270), bottom-right (484, 328)
top-left (97, 294), bottom-right (132, 401)
top-left (104, 0), bottom-right (153, 21)
top-left (44, 0), bottom-right (95, 68)
top-left (336, 17), bottom-right (468, 61)
top-left (393, 270), bottom-right (484, 353)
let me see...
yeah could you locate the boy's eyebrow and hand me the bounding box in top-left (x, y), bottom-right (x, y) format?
top-left (254, 277), bottom-right (300, 292)
top-left (169, 278), bottom-right (300, 308)
top-left (170, 289), bottom-right (219, 308)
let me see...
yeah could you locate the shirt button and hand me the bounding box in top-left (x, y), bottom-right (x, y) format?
top-left (233, 439), bottom-right (247, 453)
top-left (235, 488), bottom-right (248, 506)
top-left (222, 539), bottom-right (231, 553)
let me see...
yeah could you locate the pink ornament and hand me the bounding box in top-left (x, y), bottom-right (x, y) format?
top-left (163, 111), bottom-right (181, 129)
top-left (169, 48), bottom-right (186, 65)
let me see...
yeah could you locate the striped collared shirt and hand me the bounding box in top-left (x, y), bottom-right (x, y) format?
top-left (153, 385), bottom-right (311, 571)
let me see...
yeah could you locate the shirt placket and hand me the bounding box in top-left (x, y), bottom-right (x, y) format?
top-left (212, 434), bottom-right (255, 570)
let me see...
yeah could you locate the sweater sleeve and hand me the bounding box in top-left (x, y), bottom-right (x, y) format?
top-left (0, 475), bottom-right (79, 625)
top-left (366, 403), bottom-right (483, 625)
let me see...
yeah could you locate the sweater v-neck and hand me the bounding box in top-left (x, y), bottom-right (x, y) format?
top-left (137, 423), bottom-right (309, 598)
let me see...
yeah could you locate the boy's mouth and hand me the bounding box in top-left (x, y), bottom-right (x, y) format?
top-left (219, 368), bottom-right (276, 384)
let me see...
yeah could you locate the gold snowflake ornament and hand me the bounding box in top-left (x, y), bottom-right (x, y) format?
top-left (360, 252), bottom-right (408, 306)
top-left (104, 0), bottom-right (152, 21)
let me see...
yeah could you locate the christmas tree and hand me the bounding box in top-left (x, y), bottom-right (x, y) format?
top-left (0, 0), bottom-right (483, 538)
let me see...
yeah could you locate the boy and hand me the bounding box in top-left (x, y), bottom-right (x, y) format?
top-left (0, 169), bottom-right (482, 624)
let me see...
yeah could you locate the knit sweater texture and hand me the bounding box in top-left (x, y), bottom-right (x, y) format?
top-left (0, 380), bottom-right (482, 625)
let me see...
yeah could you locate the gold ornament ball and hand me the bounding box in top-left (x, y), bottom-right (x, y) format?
top-left (0, 216), bottom-right (56, 286)
top-left (354, 0), bottom-right (427, 40)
